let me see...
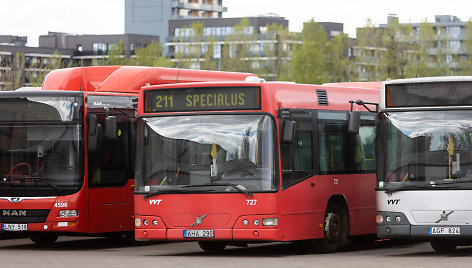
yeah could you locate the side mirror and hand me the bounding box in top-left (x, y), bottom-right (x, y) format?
top-left (282, 120), bottom-right (296, 144)
top-left (348, 111), bottom-right (361, 135)
top-left (88, 124), bottom-right (102, 152)
top-left (105, 116), bottom-right (118, 140)
top-left (87, 114), bottom-right (97, 136)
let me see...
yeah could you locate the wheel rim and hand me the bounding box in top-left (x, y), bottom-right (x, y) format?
top-left (325, 212), bottom-right (342, 242)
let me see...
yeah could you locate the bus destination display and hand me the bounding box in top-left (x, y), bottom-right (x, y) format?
top-left (144, 86), bottom-right (261, 112)
top-left (386, 81), bottom-right (472, 108)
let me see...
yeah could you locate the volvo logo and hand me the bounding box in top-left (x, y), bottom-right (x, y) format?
top-left (190, 214), bottom-right (208, 227)
top-left (2, 209), bottom-right (27, 217)
top-left (436, 210), bottom-right (454, 223)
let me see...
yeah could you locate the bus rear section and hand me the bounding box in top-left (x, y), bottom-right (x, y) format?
top-left (376, 77), bottom-right (472, 253)
top-left (0, 66), bottom-right (255, 246)
top-left (134, 81), bottom-right (380, 252)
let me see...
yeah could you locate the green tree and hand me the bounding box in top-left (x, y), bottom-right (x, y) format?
top-left (260, 23), bottom-right (291, 81)
top-left (415, 20), bottom-right (435, 77)
top-left (326, 33), bottom-right (352, 82)
top-left (354, 19), bottom-right (384, 81)
top-left (1, 52), bottom-right (25, 90)
top-left (379, 17), bottom-right (418, 79)
top-left (27, 50), bottom-right (67, 87)
top-left (288, 19), bottom-right (329, 84)
top-left (201, 36), bottom-right (217, 70)
top-left (106, 41), bottom-right (129, 65)
top-left (430, 22), bottom-right (451, 76)
top-left (460, 20), bottom-right (472, 75)
top-left (221, 18), bottom-right (256, 73)
top-left (130, 41), bottom-right (172, 67)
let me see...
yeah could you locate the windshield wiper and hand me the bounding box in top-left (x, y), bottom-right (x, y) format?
top-left (144, 187), bottom-right (214, 198)
top-left (184, 182), bottom-right (253, 198)
top-left (429, 178), bottom-right (472, 186)
top-left (4, 176), bottom-right (63, 192)
top-left (383, 182), bottom-right (468, 194)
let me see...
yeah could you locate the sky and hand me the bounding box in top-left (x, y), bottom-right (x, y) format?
top-left (1, 0), bottom-right (472, 47)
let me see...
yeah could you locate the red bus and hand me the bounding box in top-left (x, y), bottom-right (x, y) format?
top-left (0, 66), bottom-right (255, 245)
top-left (134, 80), bottom-right (381, 252)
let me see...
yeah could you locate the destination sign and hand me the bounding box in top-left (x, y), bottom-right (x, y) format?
top-left (386, 81), bottom-right (472, 108)
top-left (144, 86), bottom-right (261, 112)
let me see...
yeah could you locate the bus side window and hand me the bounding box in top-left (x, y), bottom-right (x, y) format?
top-left (281, 110), bottom-right (314, 189)
top-left (318, 111), bottom-right (348, 174)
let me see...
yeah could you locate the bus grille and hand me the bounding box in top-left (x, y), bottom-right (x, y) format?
top-left (0, 209), bottom-right (50, 223)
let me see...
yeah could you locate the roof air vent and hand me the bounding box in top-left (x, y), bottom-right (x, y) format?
top-left (316, 89), bottom-right (328, 106)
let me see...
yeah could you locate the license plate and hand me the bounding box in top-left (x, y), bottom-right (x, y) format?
top-left (2, 223), bottom-right (28, 231)
top-left (428, 227), bottom-right (460, 235)
top-left (184, 229), bottom-right (214, 238)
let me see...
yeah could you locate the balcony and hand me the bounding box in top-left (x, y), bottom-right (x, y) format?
top-left (172, 1), bottom-right (226, 12)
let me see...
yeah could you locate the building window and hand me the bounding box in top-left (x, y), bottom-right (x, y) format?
top-left (213, 44), bottom-right (221, 59)
top-left (93, 43), bottom-right (108, 55)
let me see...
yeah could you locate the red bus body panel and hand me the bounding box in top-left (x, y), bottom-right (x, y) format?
top-left (135, 81), bottom-right (381, 242)
top-left (1, 66), bottom-right (255, 237)
top-left (42, 66), bottom-right (256, 93)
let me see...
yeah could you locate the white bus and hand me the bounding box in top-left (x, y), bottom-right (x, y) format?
top-left (376, 77), bottom-right (472, 253)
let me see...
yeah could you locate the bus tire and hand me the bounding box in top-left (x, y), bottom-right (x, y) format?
top-left (314, 202), bottom-right (349, 253)
top-left (198, 241), bottom-right (227, 252)
top-left (30, 233), bottom-right (59, 246)
top-left (430, 240), bottom-right (457, 253)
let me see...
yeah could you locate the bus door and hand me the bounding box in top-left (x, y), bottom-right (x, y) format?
top-left (279, 109), bottom-right (317, 240)
top-left (87, 107), bottom-right (135, 233)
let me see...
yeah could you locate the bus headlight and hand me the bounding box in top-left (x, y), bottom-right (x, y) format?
top-left (135, 218), bottom-right (141, 227)
top-left (262, 218), bottom-right (278, 226)
top-left (59, 210), bottom-right (78, 217)
top-left (376, 215), bottom-right (383, 224)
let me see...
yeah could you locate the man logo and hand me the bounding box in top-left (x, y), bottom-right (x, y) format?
top-left (2, 210), bottom-right (27, 216)
top-left (8, 197), bottom-right (22, 203)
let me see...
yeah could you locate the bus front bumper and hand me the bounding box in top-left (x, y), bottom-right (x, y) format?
top-left (135, 228), bottom-right (282, 241)
top-left (377, 211), bottom-right (472, 239)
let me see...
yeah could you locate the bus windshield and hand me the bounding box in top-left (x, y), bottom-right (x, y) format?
top-left (0, 96), bottom-right (83, 196)
top-left (378, 110), bottom-right (472, 190)
top-left (136, 114), bottom-right (277, 194)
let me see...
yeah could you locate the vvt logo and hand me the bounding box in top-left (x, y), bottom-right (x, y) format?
top-left (149, 199), bottom-right (162, 205)
top-left (387, 199), bottom-right (400, 205)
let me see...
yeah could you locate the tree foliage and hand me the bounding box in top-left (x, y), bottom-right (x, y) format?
top-left (1, 52), bottom-right (25, 90)
top-left (288, 19), bottom-right (329, 84)
top-left (131, 41), bottom-right (172, 67)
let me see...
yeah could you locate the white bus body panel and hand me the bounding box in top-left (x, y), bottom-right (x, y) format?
top-left (377, 190), bottom-right (472, 239)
